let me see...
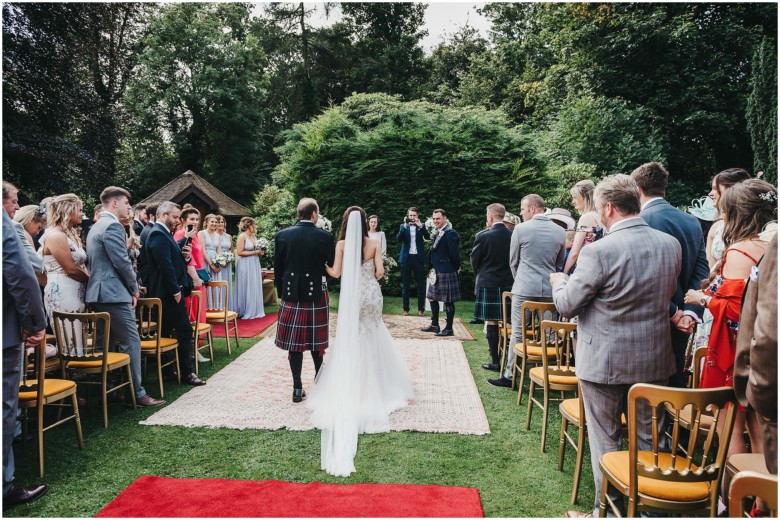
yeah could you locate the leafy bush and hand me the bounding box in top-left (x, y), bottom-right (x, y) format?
top-left (251, 184), bottom-right (297, 265)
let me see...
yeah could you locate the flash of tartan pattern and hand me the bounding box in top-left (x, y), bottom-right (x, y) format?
top-left (426, 271), bottom-right (461, 303)
top-left (474, 286), bottom-right (513, 321)
top-left (275, 291), bottom-right (330, 352)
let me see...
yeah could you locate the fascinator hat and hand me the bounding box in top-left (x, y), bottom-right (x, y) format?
top-left (687, 196), bottom-right (718, 222)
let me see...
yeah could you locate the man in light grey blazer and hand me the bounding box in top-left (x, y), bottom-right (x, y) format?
top-left (86, 186), bottom-right (164, 408)
top-left (488, 194), bottom-right (566, 387)
top-left (551, 175), bottom-right (680, 517)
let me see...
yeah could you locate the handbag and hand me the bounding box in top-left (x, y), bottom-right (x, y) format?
top-left (427, 268), bottom-right (437, 286)
top-left (195, 267), bottom-right (211, 285)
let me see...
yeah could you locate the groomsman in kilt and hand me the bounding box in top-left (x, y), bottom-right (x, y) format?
top-left (470, 203), bottom-right (514, 371)
top-left (421, 209), bottom-right (461, 337)
top-left (274, 198), bottom-right (336, 403)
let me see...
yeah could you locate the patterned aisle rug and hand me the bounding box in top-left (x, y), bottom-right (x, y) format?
top-left (141, 335), bottom-right (489, 435)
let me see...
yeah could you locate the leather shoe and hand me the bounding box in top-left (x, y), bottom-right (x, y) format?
top-left (469, 318), bottom-right (484, 324)
top-left (293, 389), bottom-right (307, 403)
top-left (3, 484), bottom-right (48, 509)
top-left (136, 395), bottom-right (166, 407)
top-left (182, 373), bottom-right (206, 386)
top-left (435, 329), bottom-right (454, 337)
top-left (421, 324), bottom-right (440, 333)
top-left (402, 311), bottom-right (409, 316)
top-left (482, 362), bottom-right (500, 372)
top-left (487, 376), bottom-right (513, 388)
top-left (418, 311), bottom-right (425, 317)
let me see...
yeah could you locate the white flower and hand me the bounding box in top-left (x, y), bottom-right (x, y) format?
top-left (257, 237), bottom-right (270, 250)
top-left (315, 215), bottom-right (332, 233)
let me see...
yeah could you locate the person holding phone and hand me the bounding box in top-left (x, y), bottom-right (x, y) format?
top-left (173, 205), bottom-right (207, 359)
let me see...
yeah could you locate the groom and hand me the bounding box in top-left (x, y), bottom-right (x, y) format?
top-left (274, 198), bottom-right (336, 403)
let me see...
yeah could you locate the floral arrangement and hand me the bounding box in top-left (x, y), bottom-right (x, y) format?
top-left (315, 215), bottom-right (332, 233)
top-left (381, 254), bottom-right (398, 285)
top-left (213, 251), bottom-right (234, 268)
top-left (257, 236), bottom-right (270, 252)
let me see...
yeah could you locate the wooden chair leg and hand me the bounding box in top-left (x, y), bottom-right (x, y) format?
top-left (207, 331), bottom-right (214, 366)
top-left (558, 415), bottom-right (567, 471)
top-left (232, 318), bottom-right (239, 350)
top-left (516, 357), bottom-right (528, 405)
top-left (126, 365), bottom-right (136, 409)
top-left (37, 401), bottom-right (45, 478)
top-left (101, 372), bottom-right (108, 428)
top-left (157, 353), bottom-right (165, 398)
top-left (194, 342), bottom-right (199, 376)
top-left (598, 472), bottom-right (609, 517)
top-left (174, 349), bottom-right (181, 384)
top-left (524, 380), bottom-right (534, 427)
top-left (541, 386), bottom-right (550, 453)
top-left (72, 393), bottom-right (84, 450)
top-left (224, 321), bottom-right (232, 355)
top-left (571, 423), bottom-right (585, 505)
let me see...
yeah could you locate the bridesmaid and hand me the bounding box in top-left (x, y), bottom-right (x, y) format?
top-left (234, 216), bottom-right (265, 319)
top-left (199, 214), bottom-right (221, 308)
top-left (216, 215), bottom-right (236, 311)
top-left (368, 214), bottom-right (387, 254)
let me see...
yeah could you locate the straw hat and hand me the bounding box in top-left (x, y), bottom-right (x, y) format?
top-left (547, 208), bottom-right (576, 230)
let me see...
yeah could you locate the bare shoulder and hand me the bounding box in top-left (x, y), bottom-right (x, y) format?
top-left (577, 212), bottom-right (600, 227)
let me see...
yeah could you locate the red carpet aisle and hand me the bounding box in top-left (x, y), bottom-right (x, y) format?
top-left (96, 476), bottom-right (484, 517)
top-left (211, 313), bottom-right (277, 338)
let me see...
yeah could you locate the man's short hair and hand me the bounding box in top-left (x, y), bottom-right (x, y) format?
top-left (134, 203), bottom-right (147, 213)
top-left (630, 162), bottom-right (668, 198)
top-left (521, 194), bottom-right (545, 210)
top-left (594, 174), bottom-right (641, 216)
top-left (93, 203), bottom-right (103, 215)
top-left (156, 201), bottom-right (180, 218)
top-left (433, 208), bottom-right (446, 218)
top-left (407, 207), bottom-right (418, 214)
top-left (487, 203), bottom-right (506, 220)
top-left (100, 186), bottom-right (131, 205)
top-left (145, 204), bottom-right (158, 219)
top-left (2, 181), bottom-right (18, 202)
top-left (297, 198), bottom-right (318, 220)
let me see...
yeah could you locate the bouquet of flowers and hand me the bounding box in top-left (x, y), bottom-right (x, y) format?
top-left (257, 237), bottom-right (270, 252)
top-left (213, 251), bottom-right (234, 268)
top-left (381, 254), bottom-right (398, 285)
top-left (315, 215), bottom-right (332, 233)
top-left (424, 217), bottom-right (454, 242)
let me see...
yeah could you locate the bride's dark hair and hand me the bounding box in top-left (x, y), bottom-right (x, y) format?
top-left (338, 206), bottom-right (368, 246)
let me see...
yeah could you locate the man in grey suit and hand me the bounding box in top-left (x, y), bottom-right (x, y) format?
top-left (85, 186), bottom-right (164, 408)
top-left (488, 194), bottom-right (566, 387)
top-left (551, 175), bottom-right (681, 517)
top-left (3, 210), bottom-right (48, 507)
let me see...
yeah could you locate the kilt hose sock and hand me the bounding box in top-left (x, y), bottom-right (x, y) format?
top-left (429, 302), bottom-right (440, 328)
top-left (288, 351), bottom-right (324, 389)
top-left (486, 324), bottom-right (499, 364)
top-left (444, 303), bottom-right (455, 331)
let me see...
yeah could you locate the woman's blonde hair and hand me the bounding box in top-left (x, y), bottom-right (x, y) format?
top-left (570, 179), bottom-right (597, 213)
top-left (14, 205), bottom-right (46, 227)
top-left (47, 193), bottom-right (83, 246)
top-left (202, 214), bottom-right (218, 230)
top-left (239, 216), bottom-right (256, 232)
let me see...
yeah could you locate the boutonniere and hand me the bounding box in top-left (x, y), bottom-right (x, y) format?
top-left (749, 265), bottom-right (759, 283)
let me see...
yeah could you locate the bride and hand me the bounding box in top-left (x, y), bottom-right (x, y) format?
top-left (307, 206), bottom-right (414, 477)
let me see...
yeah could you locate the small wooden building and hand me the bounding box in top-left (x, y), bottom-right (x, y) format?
top-left (139, 170), bottom-right (251, 233)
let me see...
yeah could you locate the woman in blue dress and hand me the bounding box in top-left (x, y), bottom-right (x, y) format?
top-left (216, 216), bottom-right (236, 311)
top-left (234, 216), bottom-right (265, 319)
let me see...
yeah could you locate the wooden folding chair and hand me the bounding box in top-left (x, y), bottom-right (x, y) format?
top-left (559, 389), bottom-right (587, 505)
top-left (138, 298), bottom-right (180, 397)
top-left (498, 291), bottom-right (512, 373)
top-left (729, 470), bottom-right (777, 517)
top-left (205, 280), bottom-right (239, 354)
top-left (189, 289), bottom-right (213, 375)
top-left (511, 300), bottom-right (557, 405)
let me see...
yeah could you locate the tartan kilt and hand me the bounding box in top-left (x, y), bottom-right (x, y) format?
top-left (275, 292), bottom-right (330, 353)
top-left (426, 271), bottom-right (461, 303)
top-left (474, 285), bottom-right (513, 321)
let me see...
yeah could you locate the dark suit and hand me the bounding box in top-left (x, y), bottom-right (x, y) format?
top-left (133, 218), bottom-right (145, 238)
top-left (640, 198), bottom-right (709, 388)
top-left (142, 223), bottom-right (194, 375)
top-left (470, 223), bottom-right (514, 290)
top-left (396, 222), bottom-right (430, 312)
top-left (274, 221), bottom-right (334, 303)
top-left (3, 211), bottom-right (46, 494)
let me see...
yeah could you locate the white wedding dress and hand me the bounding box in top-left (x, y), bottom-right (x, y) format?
top-left (307, 211), bottom-right (414, 477)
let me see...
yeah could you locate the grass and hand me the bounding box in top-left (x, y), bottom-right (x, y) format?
top-left (12, 296), bottom-right (595, 517)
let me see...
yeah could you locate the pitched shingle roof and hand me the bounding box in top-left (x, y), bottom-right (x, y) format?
top-left (139, 170), bottom-right (250, 217)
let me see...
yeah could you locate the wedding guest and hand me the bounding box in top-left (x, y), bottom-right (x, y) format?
top-left (470, 203), bottom-right (514, 371)
top-left (139, 204), bottom-right (157, 247)
top-left (132, 203), bottom-right (147, 237)
top-left (138, 204), bottom-right (158, 287)
top-left (33, 197), bottom-right (55, 251)
top-left (368, 215), bottom-right (387, 255)
top-left (82, 203), bottom-right (102, 254)
top-left (562, 180), bottom-right (603, 274)
top-left (4, 187), bottom-right (45, 286)
top-left (562, 230), bottom-right (575, 271)
top-left (705, 168), bottom-right (751, 269)
top-left (684, 179), bottom-right (776, 470)
top-left (173, 204), bottom-right (206, 325)
top-left (200, 214), bottom-right (223, 310)
top-left (119, 208), bottom-right (144, 296)
top-left (421, 209), bottom-right (460, 337)
top-left (216, 215), bottom-right (236, 311)
top-left (13, 205), bottom-right (46, 249)
top-left (235, 217), bottom-right (265, 319)
top-left (396, 207), bottom-right (429, 316)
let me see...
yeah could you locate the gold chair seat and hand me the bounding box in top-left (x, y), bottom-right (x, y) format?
top-left (665, 402), bottom-right (715, 429)
top-left (560, 397), bottom-right (581, 421)
top-left (515, 345), bottom-right (557, 358)
top-left (19, 379), bottom-right (77, 401)
top-left (529, 366), bottom-right (578, 385)
top-left (140, 338), bottom-right (179, 350)
top-left (197, 323), bottom-right (212, 332)
top-left (206, 311), bottom-right (238, 321)
top-left (66, 352), bottom-right (129, 368)
top-left (601, 451), bottom-right (710, 501)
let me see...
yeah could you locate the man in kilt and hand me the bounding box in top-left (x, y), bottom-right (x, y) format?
top-left (274, 198), bottom-right (335, 403)
top-left (488, 194), bottom-right (566, 388)
top-left (421, 209), bottom-right (461, 337)
top-left (470, 203), bottom-right (514, 372)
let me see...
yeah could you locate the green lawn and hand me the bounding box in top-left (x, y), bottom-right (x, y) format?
top-left (11, 296), bottom-right (594, 517)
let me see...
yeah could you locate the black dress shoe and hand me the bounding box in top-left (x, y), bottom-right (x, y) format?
top-left (469, 318), bottom-right (484, 324)
top-left (482, 362), bottom-right (500, 372)
top-left (292, 389), bottom-right (307, 403)
top-left (487, 376), bottom-right (513, 388)
top-left (435, 329), bottom-right (454, 337)
top-left (3, 484), bottom-right (48, 509)
top-left (421, 324), bottom-right (440, 333)
top-left (182, 373), bottom-right (206, 386)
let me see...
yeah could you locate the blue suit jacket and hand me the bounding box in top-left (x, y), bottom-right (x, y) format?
top-left (396, 223), bottom-right (429, 265)
top-left (142, 224), bottom-right (192, 300)
top-left (429, 228), bottom-right (461, 274)
top-left (640, 199), bottom-right (709, 318)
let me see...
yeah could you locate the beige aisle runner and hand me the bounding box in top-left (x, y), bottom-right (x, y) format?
top-left (141, 336), bottom-right (489, 435)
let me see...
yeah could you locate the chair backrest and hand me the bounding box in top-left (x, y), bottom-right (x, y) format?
top-left (728, 470), bottom-right (778, 517)
top-left (206, 280), bottom-right (229, 315)
top-left (627, 384), bottom-right (737, 501)
top-left (189, 290), bottom-right (204, 337)
top-left (540, 320), bottom-right (577, 375)
top-left (21, 338), bottom-right (46, 404)
top-left (519, 301), bottom-right (557, 354)
top-left (137, 298), bottom-right (162, 346)
top-left (52, 311), bottom-right (111, 368)
top-left (690, 347), bottom-right (707, 389)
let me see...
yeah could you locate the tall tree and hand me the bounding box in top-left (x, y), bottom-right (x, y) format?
top-left (746, 36), bottom-right (778, 184)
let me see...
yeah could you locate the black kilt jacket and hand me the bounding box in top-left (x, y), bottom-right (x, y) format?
top-left (274, 221), bottom-right (335, 302)
top-left (470, 223), bottom-right (514, 290)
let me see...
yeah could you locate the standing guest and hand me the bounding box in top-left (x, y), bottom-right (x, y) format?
top-left (548, 208), bottom-right (576, 232)
top-left (86, 187), bottom-right (165, 407)
top-left (421, 208), bottom-right (461, 337)
top-left (734, 234), bottom-right (777, 476)
top-left (137, 204), bottom-right (158, 288)
top-left (3, 210), bottom-right (48, 508)
top-left (139, 204), bottom-right (157, 247)
top-left (132, 203), bottom-right (147, 237)
top-left (488, 195), bottom-right (566, 388)
top-left (216, 215), bottom-right (236, 311)
top-left (274, 198), bottom-right (335, 402)
top-left (396, 207), bottom-right (430, 316)
top-left (235, 217), bottom-right (265, 319)
top-left (470, 203), bottom-right (514, 371)
top-left (562, 230), bottom-right (575, 271)
top-left (82, 203), bottom-right (102, 254)
top-left (631, 162), bottom-right (710, 389)
top-left (33, 197), bottom-right (55, 251)
top-left (39, 194), bottom-right (89, 325)
top-left (173, 205), bottom-right (206, 325)
top-left (684, 179), bottom-right (776, 467)
top-left (368, 214), bottom-right (387, 255)
top-left (199, 214), bottom-right (221, 308)
top-left (551, 174), bottom-right (681, 518)
top-left (4, 185), bottom-right (45, 286)
top-left (706, 168), bottom-right (752, 269)
top-left (142, 201), bottom-right (206, 386)
top-left (13, 205), bottom-right (46, 249)
top-left (119, 209), bottom-right (144, 296)
top-left (562, 180), bottom-right (603, 275)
